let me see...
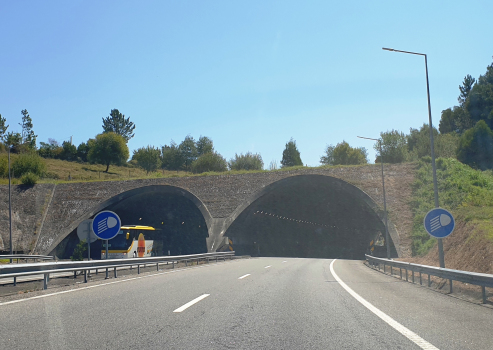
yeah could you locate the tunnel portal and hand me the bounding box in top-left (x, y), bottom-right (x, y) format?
top-left (54, 189), bottom-right (208, 260)
top-left (224, 175), bottom-right (396, 259)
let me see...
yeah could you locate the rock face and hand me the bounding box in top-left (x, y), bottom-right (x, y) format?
top-left (0, 163), bottom-right (416, 257)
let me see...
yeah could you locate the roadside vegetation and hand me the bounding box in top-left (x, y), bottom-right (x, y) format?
top-left (410, 157), bottom-right (493, 256)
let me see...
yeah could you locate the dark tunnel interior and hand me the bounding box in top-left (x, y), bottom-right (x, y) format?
top-left (54, 190), bottom-right (208, 259)
top-left (224, 175), bottom-right (396, 259)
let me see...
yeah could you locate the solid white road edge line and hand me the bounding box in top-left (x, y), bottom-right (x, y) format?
top-left (264, 265), bottom-right (271, 268)
top-left (0, 261), bottom-right (232, 307)
top-left (329, 259), bottom-right (439, 350)
top-left (238, 274), bottom-right (251, 279)
top-left (173, 294), bottom-right (210, 313)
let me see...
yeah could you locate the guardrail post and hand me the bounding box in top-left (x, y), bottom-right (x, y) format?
top-left (449, 280), bottom-right (453, 293)
top-left (399, 268), bottom-right (402, 279)
top-left (405, 269), bottom-right (408, 282)
top-left (138, 265), bottom-right (140, 274)
top-left (482, 286), bottom-right (487, 304)
top-left (412, 271), bottom-right (415, 284)
top-left (157, 262), bottom-right (159, 271)
top-left (419, 272), bottom-right (422, 285)
top-left (96, 269), bottom-right (98, 275)
top-left (185, 260), bottom-right (188, 267)
top-left (172, 261), bottom-right (174, 269)
top-left (84, 270), bottom-right (87, 283)
top-left (428, 274), bottom-right (431, 287)
top-left (13, 276), bottom-right (17, 286)
top-left (74, 271), bottom-right (77, 279)
top-left (114, 267), bottom-right (117, 278)
top-left (43, 273), bottom-right (48, 290)
top-left (105, 268), bottom-right (109, 279)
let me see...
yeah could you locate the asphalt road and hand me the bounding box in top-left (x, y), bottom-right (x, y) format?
top-left (0, 258), bottom-right (491, 349)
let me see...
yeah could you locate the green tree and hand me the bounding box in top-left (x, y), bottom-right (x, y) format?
top-left (321, 141), bottom-right (368, 165)
top-left (229, 152), bottom-right (264, 171)
top-left (375, 130), bottom-right (407, 163)
top-left (77, 141), bottom-right (91, 162)
top-left (179, 135), bottom-right (198, 171)
top-left (281, 138), bottom-right (302, 167)
top-left (88, 132), bottom-right (129, 172)
top-left (196, 136), bottom-right (214, 156)
top-left (132, 146), bottom-right (161, 174)
top-left (0, 114), bottom-right (8, 143)
top-left (19, 109), bottom-right (37, 149)
top-left (457, 120), bottom-right (493, 170)
top-left (38, 139), bottom-right (62, 158)
top-left (407, 124), bottom-right (438, 160)
top-left (161, 141), bottom-right (184, 170)
top-left (191, 152), bottom-right (228, 173)
top-left (102, 109), bottom-right (136, 142)
top-left (5, 132), bottom-right (22, 153)
top-left (458, 74), bottom-right (476, 106)
top-left (439, 108), bottom-right (458, 134)
top-left (60, 141), bottom-right (77, 161)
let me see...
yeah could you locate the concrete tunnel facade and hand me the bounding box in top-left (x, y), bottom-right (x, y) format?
top-left (49, 175), bottom-right (400, 260)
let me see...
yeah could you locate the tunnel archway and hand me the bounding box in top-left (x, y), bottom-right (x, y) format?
top-left (50, 185), bottom-right (212, 259)
top-left (223, 175), bottom-right (398, 259)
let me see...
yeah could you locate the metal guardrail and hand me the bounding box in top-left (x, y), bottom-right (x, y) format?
top-left (0, 251), bottom-right (235, 290)
top-left (0, 254), bottom-right (55, 263)
top-left (365, 254), bottom-right (493, 304)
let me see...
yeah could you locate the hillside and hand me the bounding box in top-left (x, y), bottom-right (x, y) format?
top-left (401, 158), bottom-right (493, 275)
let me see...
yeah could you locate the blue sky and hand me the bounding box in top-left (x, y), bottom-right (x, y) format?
top-left (1, 0), bottom-right (492, 167)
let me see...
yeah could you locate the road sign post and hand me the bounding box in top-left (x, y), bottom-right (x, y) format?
top-left (90, 211), bottom-right (122, 260)
top-left (77, 219), bottom-right (97, 261)
top-left (424, 208), bottom-right (455, 263)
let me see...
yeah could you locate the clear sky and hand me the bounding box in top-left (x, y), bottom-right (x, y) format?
top-left (1, 0), bottom-right (492, 167)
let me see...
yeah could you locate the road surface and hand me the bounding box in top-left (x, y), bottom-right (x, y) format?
top-left (0, 258), bottom-right (491, 349)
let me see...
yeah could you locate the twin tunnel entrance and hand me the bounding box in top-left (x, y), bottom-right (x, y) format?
top-left (54, 175), bottom-right (397, 260)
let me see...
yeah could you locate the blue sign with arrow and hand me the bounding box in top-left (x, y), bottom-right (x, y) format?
top-left (91, 211), bottom-right (121, 240)
top-left (423, 208), bottom-right (455, 238)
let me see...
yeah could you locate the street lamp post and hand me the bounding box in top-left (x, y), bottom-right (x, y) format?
top-left (8, 145), bottom-right (13, 263)
top-left (357, 136), bottom-right (390, 259)
top-left (383, 47), bottom-right (445, 268)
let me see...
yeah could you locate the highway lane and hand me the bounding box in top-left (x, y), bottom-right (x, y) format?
top-left (0, 258), bottom-right (491, 349)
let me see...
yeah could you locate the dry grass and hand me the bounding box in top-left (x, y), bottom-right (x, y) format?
top-left (0, 158), bottom-right (191, 184)
top-left (0, 158), bottom-right (375, 185)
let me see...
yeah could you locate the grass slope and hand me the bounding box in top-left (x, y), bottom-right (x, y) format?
top-left (409, 157), bottom-right (493, 273)
top-left (0, 157), bottom-right (370, 185)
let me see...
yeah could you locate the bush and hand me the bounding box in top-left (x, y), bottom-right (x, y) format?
top-left (21, 172), bottom-right (39, 186)
top-left (229, 152), bottom-right (264, 171)
top-left (191, 152), bottom-right (228, 173)
top-left (11, 152), bottom-right (46, 178)
top-left (70, 240), bottom-right (87, 261)
top-left (457, 120), bottom-right (493, 170)
top-left (0, 155), bottom-right (8, 177)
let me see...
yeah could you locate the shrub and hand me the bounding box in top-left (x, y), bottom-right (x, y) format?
top-left (21, 172), bottom-right (39, 186)
top-left (11, 152), bottom-right (46, 178)
top-left (70, 240), bottom-right (87, 261)
top-left (229, 152), bottom-right (264, 171)
top-left (191, 152), bottom-right (228, 173)
top-left (457, 120), bottom-right (493, 170)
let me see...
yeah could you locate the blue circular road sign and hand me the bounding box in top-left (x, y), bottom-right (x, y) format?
top-left (423, 208), bottom-right (455, 238)
top-left (91, 211), bottom-right (122, 240)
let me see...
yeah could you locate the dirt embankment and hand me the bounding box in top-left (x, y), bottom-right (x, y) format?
top-left (399, 219), bottom-right (493, 275)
